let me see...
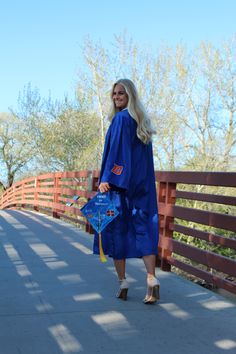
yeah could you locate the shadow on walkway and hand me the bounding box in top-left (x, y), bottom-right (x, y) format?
top-left (0, 210), bottom-right (236, 354)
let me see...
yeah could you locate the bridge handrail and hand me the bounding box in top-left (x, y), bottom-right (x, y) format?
top-left (1, 170), bottom-right (236, 294)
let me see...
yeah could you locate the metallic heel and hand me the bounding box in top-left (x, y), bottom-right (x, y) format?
top-left (143, 276), bottom-right (160, 304)
top-left (117, 287), bottom-right (128, 300)
top-left (116, 279), bottom-right (129, 301)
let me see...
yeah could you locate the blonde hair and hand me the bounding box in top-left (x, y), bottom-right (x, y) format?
top-left (108, 79), bottom-right (156, 144)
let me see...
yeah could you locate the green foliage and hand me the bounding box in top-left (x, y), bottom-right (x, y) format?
top-left (0, 112), bottom-right (35, 186)
top-left (41, 107), bottom-right (100, 170)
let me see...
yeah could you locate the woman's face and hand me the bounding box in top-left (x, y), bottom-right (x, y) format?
top-left (113, 84), bottom-right (129, 110)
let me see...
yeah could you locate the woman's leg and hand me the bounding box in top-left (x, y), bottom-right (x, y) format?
top-left (113, 259), bottom-right (126, 280)
top-left (114, 259), bottom-right (128, 300)
top-left (142, 255), bottom-right (156, 276)
top-left (142, 255), bottom-right (160, 303)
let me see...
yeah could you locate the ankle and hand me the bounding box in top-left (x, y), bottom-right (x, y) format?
top-left (118, 278), bottom-right (129, 289)
top-left (147, 273), bottom-right (156, 280)
top-left (118, 276), bottom-right (126, 282)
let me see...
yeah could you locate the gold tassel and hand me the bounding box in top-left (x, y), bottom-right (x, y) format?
top-left (99, 232), bottom-right (107, 263)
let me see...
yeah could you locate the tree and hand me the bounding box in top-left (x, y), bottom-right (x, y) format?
top-left (12, 84), bottom-right (101, 174)
top-left (77, 34), bottom-right (197, 170)
top-left (0, 113), bottom-right (34, 186)
top-left (76, 33), bottom-right (236, 172)
top-left (40, 103), bottom-right (101, 171)
top-left (200, 38), bottom-right (236, 170)
top-left (2, 33), bottom-right (236, 184)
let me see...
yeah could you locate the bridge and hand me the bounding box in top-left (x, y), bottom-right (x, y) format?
top-left (0, 171), bottom-right (236, 353)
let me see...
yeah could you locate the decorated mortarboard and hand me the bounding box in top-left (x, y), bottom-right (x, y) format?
top-left (80, 192), bottom-right (119, 262)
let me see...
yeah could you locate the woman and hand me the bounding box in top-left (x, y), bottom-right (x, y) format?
top-left (94, 79), bottom-right (160, 304)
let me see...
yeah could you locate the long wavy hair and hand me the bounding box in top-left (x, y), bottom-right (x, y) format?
top-left (107, 79), bottom-right (156, 144)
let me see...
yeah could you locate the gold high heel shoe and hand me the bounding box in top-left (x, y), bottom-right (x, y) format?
top-left (143, 276), bottom-right (160, 304)
top-left (116, 278), bottom-right (129, 301)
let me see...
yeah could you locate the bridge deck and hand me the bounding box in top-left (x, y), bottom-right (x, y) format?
top-left (0, 210), bottom-right (235, 354)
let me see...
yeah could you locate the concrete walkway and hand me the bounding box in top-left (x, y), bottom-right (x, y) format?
top-left (0, 209), bottom-right (236, 354)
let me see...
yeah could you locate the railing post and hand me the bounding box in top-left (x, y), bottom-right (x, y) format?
top-left (12, 185), bottom-right (16, 209)
top-left (34, 177), bottom-right (39, 212)
top-left (21, 182), bottom-right (25, 209)
top-left (85, 171), bottom-right (96, 234)
top-left (1, 190), bottom-right (5, 209)
top-left (53, 174), bottom-right (60, 219)
top-left (157, 181), bottom-right (176, 271)
top-left (91, 170), bottom-right (100, 192)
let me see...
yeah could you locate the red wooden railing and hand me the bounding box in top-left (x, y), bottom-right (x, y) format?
top-left (1, 170), bottom-right (236, 295)
top-left (156, 171), bottom-right (236, 295)
top-left (0, 171), bottom-right (96, 232)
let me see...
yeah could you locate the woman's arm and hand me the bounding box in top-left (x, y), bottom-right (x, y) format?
top-left (100, 112), bottom-right (132, 191)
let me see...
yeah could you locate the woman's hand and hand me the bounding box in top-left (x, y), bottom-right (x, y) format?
top-left (98, 182), bottom-right (111, 193)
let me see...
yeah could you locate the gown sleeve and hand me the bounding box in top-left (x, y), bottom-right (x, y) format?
top-left (100, 112), bottom-right (132, 190)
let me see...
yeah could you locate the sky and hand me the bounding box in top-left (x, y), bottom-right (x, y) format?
top-left (0, 0), bottom-right (236, 112)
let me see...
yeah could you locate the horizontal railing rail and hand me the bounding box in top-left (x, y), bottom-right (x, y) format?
top-left (1, 170), bottom-right (236, 294)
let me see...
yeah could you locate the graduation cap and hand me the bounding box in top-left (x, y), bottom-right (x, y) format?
top-left (80, 192), bottom-right (119, 262)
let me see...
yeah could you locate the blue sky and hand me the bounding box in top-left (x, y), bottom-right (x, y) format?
top-left (0, 0), bottom-right (236, 112)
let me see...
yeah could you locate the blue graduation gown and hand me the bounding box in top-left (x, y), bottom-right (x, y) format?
top-left (93, 109), bottom-right (159, 259)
